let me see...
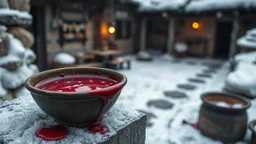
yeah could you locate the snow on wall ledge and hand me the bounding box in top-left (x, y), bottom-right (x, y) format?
top-left (0, 95), bottom-right (144, 144)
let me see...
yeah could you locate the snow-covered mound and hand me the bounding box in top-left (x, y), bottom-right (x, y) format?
top-left (1, 64), bottom-right (37, 89)
top-left (234, 51), bottom-right (256, 63)
top-left (175, 42), bottom-right (188, 53)
top-left (54, 52), bottom-right (76, 64)
top-left (237, 28), bottom-right (256, 49)
top-left (225, 62), bottom-right (256, 98)
top-left (0, 68), bottom-right (7, 97)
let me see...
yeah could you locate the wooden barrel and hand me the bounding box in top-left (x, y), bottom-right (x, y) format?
top-left (199, 92), bottom-right (251, 143)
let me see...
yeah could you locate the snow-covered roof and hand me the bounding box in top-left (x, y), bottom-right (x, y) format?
top-left (133, 0), bottom-right (187, 12)
top-left (186, 0), bottom-right (256, 13)
top-left (135, 0), bottom-right (256, 13)
top-left (237, 28), bottom-right (256, 49)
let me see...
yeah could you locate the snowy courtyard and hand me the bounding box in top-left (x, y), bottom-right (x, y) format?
top-left (119, 55), bottom-right (256, 144)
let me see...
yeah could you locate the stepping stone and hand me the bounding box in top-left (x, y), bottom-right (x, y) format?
top-left (186, 61), bottom-right (197, 65)
top-left (171, 59), bottom-right (181, 63)
top-left (147, 99), bottom-right (173, 109)
top-left (188, 78), bottom-right (205, 84)
top-left (137, 110), bottom-right (157, 127)
top-left (196, 73), bottom-right (212, 78)
top-left (177, 84), bottom-right (197, 90)
top-left (164, 90), bottom-right (188, 99)
top-left (202, 63), bottom-right (222, 69)
top-left (202, 69), bottom-right (216, 74)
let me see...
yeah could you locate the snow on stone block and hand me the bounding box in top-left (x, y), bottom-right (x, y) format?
top-left (0, 68), bottom-right (7, 97)
top-left (0, 96), bottom-right (146, 144)
top-left (237, 28), bottom-right (256, 49)
top-left (0, 8), bottom-right (32, 26)
top-left (54, 52), bottom-right (76, 64)
top-left (225, 62), bottom-right (256, 98)
top-left (234, 51), bottom-right (256, 63)
top-left (0, 8), bottom-right (31, 19)
top-left (1, 64), bottom-right (36, 89)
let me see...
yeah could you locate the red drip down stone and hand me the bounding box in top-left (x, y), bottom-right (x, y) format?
top-left (88, 123), bottom-right (110, 134)
top-left (35, 126), bottom-right (68, 141)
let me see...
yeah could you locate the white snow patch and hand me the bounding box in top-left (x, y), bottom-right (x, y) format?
top-left (237, 28), bottom-right (256, 49)
top-left (0, 68), bottom-right (7, 96)
top-left (232, 103), bottom-right (243, 109)
top-left (225, 61), bottom-right (256, 98)
top-left (215, 101), bottom-right (230, 108)
top-left (234, 51), bottom-right (256, 63)
top-left (175, 42), bottom-right (188, 53)
top-left (0, 34), bottom-right (26, 66)
top-left (0, 8), bottom-right (32, 19)
top-left (54, 52), bottom-right (76, 64)
top-left (1, 64), bottom-right (36, 89)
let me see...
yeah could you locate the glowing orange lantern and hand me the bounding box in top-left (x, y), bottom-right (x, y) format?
top-left (192, 22), bottom-right (199, 30)
top-left (108, 26), bottom-right (115, 34)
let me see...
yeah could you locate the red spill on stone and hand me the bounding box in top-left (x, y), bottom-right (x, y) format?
top-left (182, 120), bottom-right (199, 130)
top-left (35, 125), bottom-right (68, 141)
top-left (88, 123), bottom-right (110, 134)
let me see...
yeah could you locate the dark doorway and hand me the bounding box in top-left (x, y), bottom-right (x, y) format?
top-left (28, 5), bottom-right (48, 71)
top-left (146, 18), bottom-right (168, 53)
top-left (214, 21), bottom-right (233, 58)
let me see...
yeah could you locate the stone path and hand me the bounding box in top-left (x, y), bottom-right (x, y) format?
top-left (164, 90), bottom-right (188, 99)
top-left (119, 56), bottom-right (226, 144)
top-left (188, 78), bottom-right (206, 84)
top-left (147, 99), bottom-right (174, 109)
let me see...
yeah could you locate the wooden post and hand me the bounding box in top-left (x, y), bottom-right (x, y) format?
top-left (229, 11), bottom-right (240, 58)
top-left (167, 18), bottom-right (175, 54)
top-left (140, 17), bottom-right (147, 50)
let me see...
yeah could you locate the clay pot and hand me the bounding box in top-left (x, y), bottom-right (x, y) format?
top-left (7, 27), bottom-right (34, 48)
top-left (8, 0), bottom-right (30, 12)
top-left (199, 92), bottom-right (251, 143)
top-left (249, 120), bottom-right (256, 144)
top-left (26, 67), bottom-right (127, 128)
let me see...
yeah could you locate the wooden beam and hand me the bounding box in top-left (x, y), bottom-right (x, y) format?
top-left (140, 18), bottom-right (147, 50)
top-left (167, 18), bottom-right (175, 54)
top-left (229, 12), bottom-right (240, 58)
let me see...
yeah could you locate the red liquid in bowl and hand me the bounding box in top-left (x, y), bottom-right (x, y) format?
top-left (35, 74), bottom-right (120, 94)
top-left (35, 74), bottom-right (124, 138)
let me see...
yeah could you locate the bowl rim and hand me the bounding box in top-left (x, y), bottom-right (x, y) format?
top-left (26, 67), bottom-right (127, 97)
top-left (201, 92), bottom-right (251, 111)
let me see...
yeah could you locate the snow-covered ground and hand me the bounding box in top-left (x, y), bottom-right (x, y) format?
top-left (1, 55), bottom-right (256, 144)
top-left (119, 55), bottom-right (256, 144)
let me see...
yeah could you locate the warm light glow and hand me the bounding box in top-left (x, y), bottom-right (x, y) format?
top-left (192, 22), bottom-right (199, 29)
top-left (108, 26), bottom-right (116, 34)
